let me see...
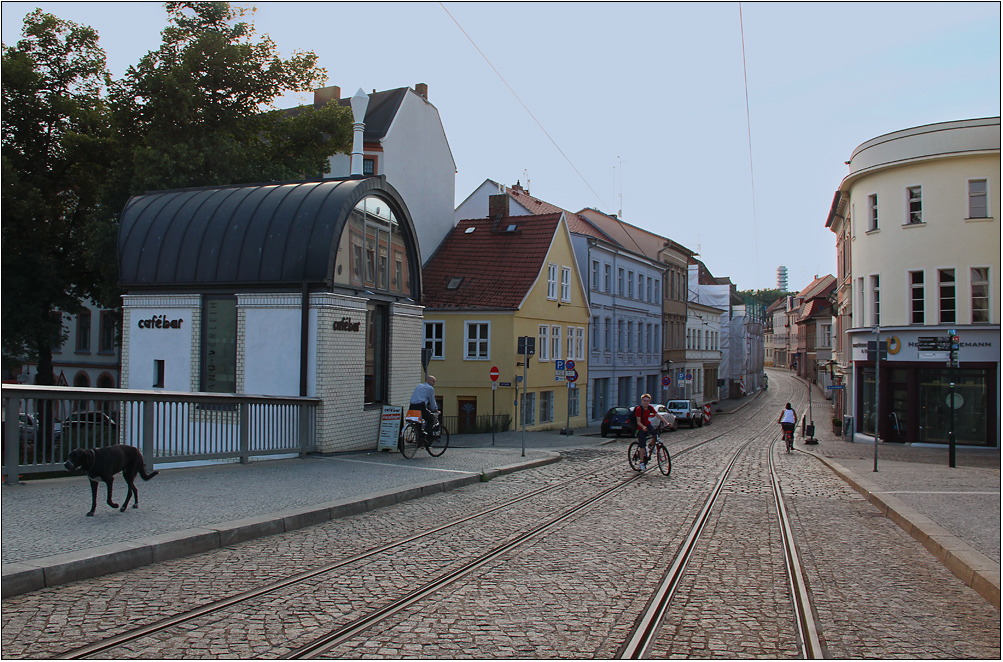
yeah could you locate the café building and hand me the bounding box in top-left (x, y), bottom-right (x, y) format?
top-left (117, 174), bottom-right (425, 453)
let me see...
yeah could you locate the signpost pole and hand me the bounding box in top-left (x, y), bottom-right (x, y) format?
top-left (949, 330), bottom-right (958, 468)
top-left (872, 326), bottom-right (880, 473)
top-left (489, 366), bottom-right (500, 446)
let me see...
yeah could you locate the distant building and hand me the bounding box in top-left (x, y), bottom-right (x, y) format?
top-left (777, 265), bottom-right (789, 291)
top-left (826, 117), bottom-right (1000, 446)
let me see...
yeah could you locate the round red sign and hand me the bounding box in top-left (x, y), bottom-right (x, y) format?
top-left (489, 366), bottom-right (500, 381)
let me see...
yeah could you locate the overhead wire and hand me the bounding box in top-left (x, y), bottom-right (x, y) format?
top-left (738, 2), bottom-right (762, 290)
top-left (438, 2), bottom-right (613, 214)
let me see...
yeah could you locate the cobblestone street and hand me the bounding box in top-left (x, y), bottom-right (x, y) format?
top-left (1, 373), bottom-right (999, 658)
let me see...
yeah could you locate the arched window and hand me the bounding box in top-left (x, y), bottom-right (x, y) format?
top-left (333, 196), bottom-right (414, 298)
top-left (73, 372), bottom-right (90, 388)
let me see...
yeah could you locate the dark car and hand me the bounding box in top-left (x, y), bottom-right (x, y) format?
top-left (600, 406), bottom-right (637, 438)
top-left (60, 411), bottom-right (118, 446)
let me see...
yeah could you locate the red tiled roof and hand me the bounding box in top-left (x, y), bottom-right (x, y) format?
top-left (577, 208), bottom-right (669, 261)
top-left (507, 187), bottom-right (565, 216)
top-left (423, 213), bottom-right (563, 310)
top-left (566, 212), bottom-right (612, 242)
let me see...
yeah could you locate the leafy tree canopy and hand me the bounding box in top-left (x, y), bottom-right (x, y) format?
top-left (3, 2), bottom-right (354, 382)
top-left (2, 9), bottom-right (113, 379)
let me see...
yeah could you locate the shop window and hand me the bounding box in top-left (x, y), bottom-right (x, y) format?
top-left (907, 186), bottom-right (923, 224)
top-left (202, 296), bottom-right (237, 393)
top-left (939, 269), bottom-right (956, 324)
top-left (424, 321), bottom-right (444, 359)
top-left (971, 267), bottom-right (990, 323)
top-left (968, 179), bottom-right (988, 219)
top-left (464, 322), bottom-right (490, 360)
top-left (76, 311), bottom-right (91, 352)
top-left (909, 271), bottom-right (925, 324)
top-left (364, 302), bottom-right (388, 404)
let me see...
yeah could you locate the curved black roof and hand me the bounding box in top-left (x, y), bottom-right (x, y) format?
top-left (118, 176), bottom-right (421, 295)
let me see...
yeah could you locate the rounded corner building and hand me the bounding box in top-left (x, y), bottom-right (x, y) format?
top-left (117, 175), bottom-right (425, 453)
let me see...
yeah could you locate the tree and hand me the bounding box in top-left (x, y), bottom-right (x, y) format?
top-left (1, 9), bottom-right (113, 384)
top-left (737, 287), bottom-right (787, 322)
top-left (108, 2), bottom-right (353, 194)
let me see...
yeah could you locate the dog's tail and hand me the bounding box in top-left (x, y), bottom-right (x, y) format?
top-left (139, 466), bottom-right (159, 481)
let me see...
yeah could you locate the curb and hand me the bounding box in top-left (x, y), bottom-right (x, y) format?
top-left (2, 454), bottom-right (560, 599)
top-left (811, 453), bottom-right (1001, 610)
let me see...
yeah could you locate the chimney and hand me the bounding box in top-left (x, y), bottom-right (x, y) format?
top-left (314, 86), bottom-right (341, 108)
top-left (488, 194), bottom-right (509, 219)
top-left (414, 82), bottom-right (428, 100)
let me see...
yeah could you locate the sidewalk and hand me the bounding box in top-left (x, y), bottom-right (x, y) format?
top-left (796, 380), bottom-right (1000, 608)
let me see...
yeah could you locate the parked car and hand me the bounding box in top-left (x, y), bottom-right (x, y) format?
top-left (652, 405), bottom-right (679, 431)
top-left (600, 406), bottom-right (637, 437)
top-left (18, 414), bottom-right (37, 442)
top-left (666, 399), bottom-right (703, 428)
top-left (60, 411), bottom-right (118, 446)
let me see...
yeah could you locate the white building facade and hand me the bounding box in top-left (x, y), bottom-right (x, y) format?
top-left (827, 117), bottom-right (1000, 446)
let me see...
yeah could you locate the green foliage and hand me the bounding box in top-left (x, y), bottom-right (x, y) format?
top-left (109, 1), bottom-right (352, 192)
top-left (1, 9), bottom-right (113, 377)
top-left (3, 2), bottom-right (354, 379)
top-left (738, 287), bottom-right (787, 320)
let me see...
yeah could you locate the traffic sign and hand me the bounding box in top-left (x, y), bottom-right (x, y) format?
top-left (685, 373), bottom-right (692, 381)
top-left (555, 360), bottom-right (565, 371)
top-left (565, 360), bottom-right (575, 371)
top-left (567, 370), bottom-right (579, 383)
top-left (489, 366), bottom-right (500, 381)
top-left (662, 376), bottom-right (670, 386)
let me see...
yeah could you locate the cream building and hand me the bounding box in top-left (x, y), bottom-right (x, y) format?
top-left (827, 117), bottom-right (1000, 446)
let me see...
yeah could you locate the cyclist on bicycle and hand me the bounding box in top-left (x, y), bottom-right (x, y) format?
top-left (778, 403), bottom-right (797, 443)
top-left (409, 375), bottom-right (440, 439)
top-left (634, 393), bottom-right (672, 471)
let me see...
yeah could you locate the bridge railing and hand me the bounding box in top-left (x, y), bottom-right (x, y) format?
top-left (2, 384), bottom-right (318, 485)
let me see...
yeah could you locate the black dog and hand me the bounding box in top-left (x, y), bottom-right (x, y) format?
top-left (64, 445), bottom-right (159, 516)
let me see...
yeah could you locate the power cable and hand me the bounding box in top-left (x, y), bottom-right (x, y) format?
top-left (439, 2), bottom-right (613, 213)
top-left (738, 2), bottom-right (762, 290)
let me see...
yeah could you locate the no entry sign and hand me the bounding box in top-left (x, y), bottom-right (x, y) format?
top-left (489, 366), bottom-right (500, 381)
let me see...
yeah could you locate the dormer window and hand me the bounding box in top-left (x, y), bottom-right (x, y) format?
top-left (447, 277), bottom-right (463, 290)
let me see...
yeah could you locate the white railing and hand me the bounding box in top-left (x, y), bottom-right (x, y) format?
top-left (2, 385), bottom-right (318, 484)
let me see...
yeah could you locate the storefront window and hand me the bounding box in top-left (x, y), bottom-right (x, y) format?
top-left (860, 367), bottom-right (876, 436)
top-left (365, 302), bottom-right (388, 404)
top-left (918, 368), bottom-right (988, 445)
top-left (202, 296), bottom-right (237, 393)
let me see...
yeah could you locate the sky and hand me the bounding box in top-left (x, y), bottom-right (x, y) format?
top-left (3, 1), bottom-right (1000, 293)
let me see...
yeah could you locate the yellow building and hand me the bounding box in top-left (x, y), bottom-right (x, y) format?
top-left (422, 201), bottom-right (590, 432)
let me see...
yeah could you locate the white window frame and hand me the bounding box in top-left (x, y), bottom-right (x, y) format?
top-left (591, 260), bottom-right (600, 290)
top-left (551, 325), bottom-right (561, 361)
top-left (576, 327), bottom-right (585, 360)
top-left (423, 321), bottom-right (444, 359)
top-left (560, 266), bottom-right (571, 303)
top-left (567, 326), bottom-right (575, 361)
top-left (909, 270), bottom-right (925, 325)
top-left (539, 325), bottom-right (549, 361)
top-left (967, 178), bottom-right (990, 219)
top-left (628, 270), bottom-right (635, 298)
top-left (591, 317), bottom-right (599, 351)
top-left (618, 268), bottom-right (625, 296)
top-left (604, 317), bottom-right (612, 352)
top-left (906, 185), bottom-right (923, 225)
top-left (938, 268), bottom-right (956, 324)
top-left (971, 266), bottom-right (990, 324)
top-left (547, 263), bottom-right (558, 300)
top-left (464, 321), bottom-right (491, 360)
top-left (604, 264), bottom-right (612, 293)
top-left (867, 193), bottom-right (878, 231)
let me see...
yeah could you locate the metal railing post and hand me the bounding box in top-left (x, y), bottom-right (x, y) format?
top-left (4, 397), bottom-right (21, 485)
top-left (239, 402), bottom-right (250, 464)
top-left (142, 400), bottom-right (155, 472)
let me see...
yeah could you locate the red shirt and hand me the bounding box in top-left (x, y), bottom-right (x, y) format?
top-left (634, 404), bottom-right (657, 430)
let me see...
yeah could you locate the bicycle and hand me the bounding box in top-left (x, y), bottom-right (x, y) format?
top-left (400, 411), bottom-right (450, 458)
top-left (628, 426), bottom-right (671, 475)
top-left (781, 425), bottom-right (794, 454)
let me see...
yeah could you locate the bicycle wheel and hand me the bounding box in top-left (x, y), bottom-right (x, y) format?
top-left (400, 423), bottom-right (419, 458)
top-left (427, 425), bottom-right (449, 456)
top-left (628, 441), bottom-right (643, 471)
top-left (656, 443), bottom-right (671, 476)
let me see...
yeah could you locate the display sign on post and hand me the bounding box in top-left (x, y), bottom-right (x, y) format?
top-left (377, 406), bottom-right (403, 452)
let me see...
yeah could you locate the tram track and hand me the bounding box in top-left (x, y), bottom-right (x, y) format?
top-left (56, 377), bottom-right (824, 660)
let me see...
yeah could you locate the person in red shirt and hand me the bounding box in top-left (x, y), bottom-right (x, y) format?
top-left (634, 393), bottom-right (672, 470)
